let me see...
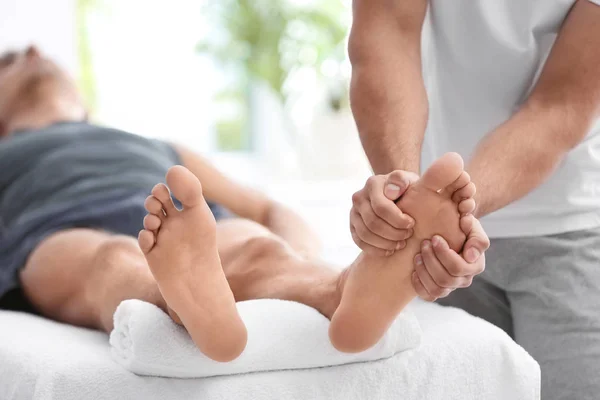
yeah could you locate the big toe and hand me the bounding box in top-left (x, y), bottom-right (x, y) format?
top-left (420, 152), bottom-right (464, 192)
top-left (166, 165), bottom-right (204, 208)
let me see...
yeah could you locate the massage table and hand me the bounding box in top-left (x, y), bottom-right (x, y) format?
top-left (0, 299), bottom-right (539, 399)
top-left (0, 182), bottom-right (540, 399)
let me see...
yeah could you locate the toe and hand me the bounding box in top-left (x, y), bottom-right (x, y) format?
top-left (144, 214), bottom-right (162, 231)
top-left (151, 183), bottom-right (176, 214)
top-left (459, 198), bottom-right (476, 215)
top-left (445, 171), bottom-right (471, 198)
top-left (420, 152), bottom-right (464, 192)
top-left (138, 230), bottom-right (156, 254)
top-left (144, 196), bottom-right (165, 218)
top-left (166, 165), bottom-right (204, 208)
top-left (452, 182), bottom-right (476, 203)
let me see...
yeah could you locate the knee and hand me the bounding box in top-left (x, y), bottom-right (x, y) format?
top-left (94, 236), bottom-right (143, 268)
top-left (239, 235), bottom-right (291, 263)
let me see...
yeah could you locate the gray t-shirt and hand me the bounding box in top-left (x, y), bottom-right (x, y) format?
top-left (0, 122), bottom-right (180, 230)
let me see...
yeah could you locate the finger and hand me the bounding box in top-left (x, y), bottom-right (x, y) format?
top-left (412, 271), bottom-right (436, 302)
top-left (384, 170), bottom-right (419, 200)
top-left (430, 234), bottom-right (482, 281)
top-left (365, 174), bottom-right (416, 229)
top-left (452, 182), bottom-right (476, 203)
top-left (437, 288), bottom-right (454, 299)
top-left (369, 194), bottom-right (415, 229)
top-left (357, 202), bottom-right (414, 241)
top-left (422, 239), bottom-right (472, 288)
top-left (350, 225), bottom-right (395, 257)
top-left (352, 210), bottom-right (401, 250)
top-left (414, 252), bottom-right (448, 298)
top-left (459, 275), bottom-right (474, 289)
top-left (460, 216), bottom-right (490, 263)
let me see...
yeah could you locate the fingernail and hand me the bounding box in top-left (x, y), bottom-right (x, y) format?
top-left (415, 255), bottom-right (423, 265)
top-left (395, 242), bottom-right (402, 250)
top-left (422, 240), bottom-right (431, 249)
top-left (467, 248), bottom-right (480, 262)
top-left (384, 184), bottom-right (401, 200)
top-left (432, 235), bottom-right (441, 246)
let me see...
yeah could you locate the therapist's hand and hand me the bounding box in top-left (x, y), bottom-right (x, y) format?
top-left (411, 214), bottom-right (490, 301)
top-left (350, 170), bottom-right (419, 256)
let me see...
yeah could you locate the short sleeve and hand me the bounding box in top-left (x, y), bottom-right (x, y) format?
top-left (589, 0), bottom-right (600, 5)
top-left (152, 140), bottom-right (183, 166)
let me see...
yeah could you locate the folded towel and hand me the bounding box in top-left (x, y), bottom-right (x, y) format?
top-left (110, 299), bottom-right (421, 378)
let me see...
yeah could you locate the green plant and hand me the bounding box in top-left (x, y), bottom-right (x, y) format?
top-left (198, 0), bottom-right (348, 101)
top-left (197, 0), bottom-right (349, 150)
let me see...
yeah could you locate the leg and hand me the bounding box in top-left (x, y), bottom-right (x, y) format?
top-left (20, 229), bottom-right (165, 332)
top-left (215, 218), bottom-right (341, 318)
top-left (500, 229), bottom-right (600, 400)
top-left (20, 166), bottom-right (341, 363)
top-left (21, 220), bottom-right (341, 361)
top-left (138, 166), bottom-right (342, 361)
top-left (329, 153), bottom-right (474, 352)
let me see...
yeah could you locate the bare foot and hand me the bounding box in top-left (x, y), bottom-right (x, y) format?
top-left (329, 153), bottom-right (472, 352)
top-left (138, 165), bottom-right (247, 362)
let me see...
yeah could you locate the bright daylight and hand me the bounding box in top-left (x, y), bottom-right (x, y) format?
top-left (1, 0), bottom-right (600, 399)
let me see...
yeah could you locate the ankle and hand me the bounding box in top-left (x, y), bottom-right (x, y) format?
top-left (315, 272), bottom-right (344, 319)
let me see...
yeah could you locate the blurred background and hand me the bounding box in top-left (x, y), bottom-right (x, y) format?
top-left (0, 0), bottom-right (371, 262)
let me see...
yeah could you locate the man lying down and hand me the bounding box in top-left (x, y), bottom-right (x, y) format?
top-left (0, 46), bottom-right (485, 362)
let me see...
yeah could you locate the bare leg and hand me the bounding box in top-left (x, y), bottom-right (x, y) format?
top-left (137, 166), bottom-right (343, 361)
top-left (329, 153), bottom-right (473, 352)
top-left (20, 229), bottom-right (165, 332)
top-left (216, 218), bottom-right (340, 319)
top-left (19, 168), bottom-right (341, 362)
top-left (20, 154), bottom-right (474, 361)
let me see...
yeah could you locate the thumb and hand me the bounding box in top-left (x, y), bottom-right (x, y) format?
top-left (384, 171), bottom-right (410, 200)
top-left (384, 183), bottom-right (402, 200)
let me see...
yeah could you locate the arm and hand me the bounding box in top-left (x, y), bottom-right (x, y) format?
top-left (175, 145), bottom-right (321, 257)
top-left (349, 0), bottom-right (428, 174)
top-left (412, 0), bottom-right (600, 300)
top-left (469, 0), bottom-right (600, 218)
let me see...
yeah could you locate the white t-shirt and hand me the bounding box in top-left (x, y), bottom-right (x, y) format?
top-left (420, 0), bottom-right (600, 238)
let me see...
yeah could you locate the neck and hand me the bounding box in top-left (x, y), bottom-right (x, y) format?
top-left (5, 99), bottom-right (86, 134)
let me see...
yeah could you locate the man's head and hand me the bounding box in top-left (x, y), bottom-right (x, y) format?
top-left (0, 45), bottom-right (87, 138)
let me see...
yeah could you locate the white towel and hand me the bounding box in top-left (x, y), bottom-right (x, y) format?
top-left (110, 299), bottom-right (421, 378)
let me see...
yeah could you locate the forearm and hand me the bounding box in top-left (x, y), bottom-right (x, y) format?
top-left (350, 55), bottom-right (428, 174)
top-left (349, 0), bottom-right (428, 174)
top-left (468, 102), bottom-right (593, 218)
top-left (468, 0), bottom-right (600, 217)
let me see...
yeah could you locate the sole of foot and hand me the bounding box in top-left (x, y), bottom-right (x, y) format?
top-left (329, 153), bottom-right (472, 353)
top-left (138, 165), bottom-right (247, 362)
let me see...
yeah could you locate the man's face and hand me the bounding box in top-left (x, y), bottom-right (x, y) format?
top-left (0, 46), bottom-right (84, 136)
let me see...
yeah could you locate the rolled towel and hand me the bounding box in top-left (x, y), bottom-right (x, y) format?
top-left (110, 299), bottom-right (421, 378)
